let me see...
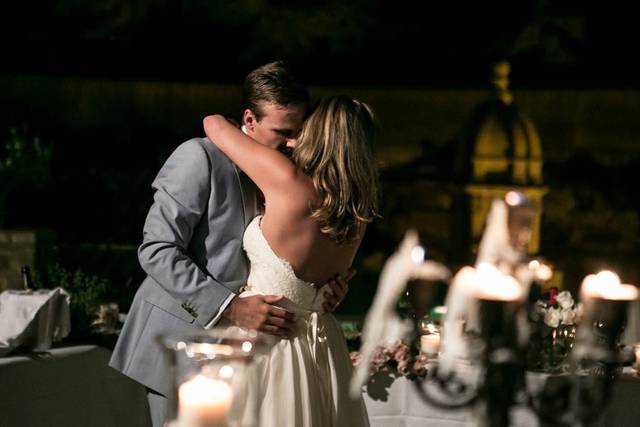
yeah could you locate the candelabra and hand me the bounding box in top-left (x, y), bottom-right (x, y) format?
top-left (368, 191), bottom-right (638, 427)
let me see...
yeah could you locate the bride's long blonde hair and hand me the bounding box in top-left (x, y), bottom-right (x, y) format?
top-left (292, 96), bottom-right (379, 245)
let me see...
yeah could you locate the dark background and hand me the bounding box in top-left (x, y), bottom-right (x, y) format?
top-left (2, 0), bottom-right (639, 88)
top-left (1, 0), bottom-right (639, 315)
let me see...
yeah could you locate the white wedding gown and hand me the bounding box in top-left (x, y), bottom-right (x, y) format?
top-left (229, 215), bottom-right (369, 427)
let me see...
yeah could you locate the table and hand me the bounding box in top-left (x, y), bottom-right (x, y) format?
top-left (0, 345), bottom-right (151, 427)
top-left (363, 371), bottom-right (640, 427)
top-left (3, 346), bottom-right (639, 427)
top-left (0, 288), bottom-right (70, 356)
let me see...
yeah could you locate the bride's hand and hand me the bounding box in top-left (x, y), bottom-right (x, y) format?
top-left (223, 294), bottom-right (296, 337)
top-left (323, 268), bottom-right (356, 313)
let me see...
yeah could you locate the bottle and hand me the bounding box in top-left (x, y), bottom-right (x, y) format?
top-left (21, 265), bottom-right (34, 291)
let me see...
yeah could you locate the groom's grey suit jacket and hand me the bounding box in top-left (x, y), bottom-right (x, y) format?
top-left (109, 137), bottom-right (256, 396)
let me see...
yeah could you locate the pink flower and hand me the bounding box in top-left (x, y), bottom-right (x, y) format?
top-left (370, 347), bottom-right (390, 373)
top-left (397, 360), bottom-right (412, 376)
top-left (371, 347), bottom-right (390, 364)
top-left (413, 354), bottom-right (429, 377)
top-left (392, 343), bottom-right (412, 363)
top-left (370, 362), bottom-right (389, 373)
top-left (385, 340), bottom-right (403, 356)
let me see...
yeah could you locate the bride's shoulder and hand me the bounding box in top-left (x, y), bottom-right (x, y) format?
top-left (279, 170), bottom-right (317, 197)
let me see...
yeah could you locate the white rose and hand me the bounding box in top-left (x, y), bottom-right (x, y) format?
top-left (544, 307), bottom-right (561, 328)
top-left (556, 291), bottom-right (574, 309)
top-left (560, 308), bottom-right (575, 325)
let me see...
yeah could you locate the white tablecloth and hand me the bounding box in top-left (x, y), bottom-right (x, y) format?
top-left (0, 345), bottom-right (151, 427)
top-left (3, 345), bottom-right (638, 427)
top-left (0, 288), bottom-right (70, 356)
top-left (363, 371), bottom-right (640, 427)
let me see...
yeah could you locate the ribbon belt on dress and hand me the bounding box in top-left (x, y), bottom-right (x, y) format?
top-left (301, 309), bottom-right (333, 425)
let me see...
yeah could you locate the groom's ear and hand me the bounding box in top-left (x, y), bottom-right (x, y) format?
top-left (243, 109), bottom-right (256, 132)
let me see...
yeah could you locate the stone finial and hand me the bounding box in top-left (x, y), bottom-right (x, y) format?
top-left (492, 60), bottom-right (513, 105)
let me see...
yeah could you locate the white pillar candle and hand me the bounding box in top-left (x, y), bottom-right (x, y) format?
top-left (581, 270), bottom-right (638, 301)
top-left (474, 263), bottom-right (522, 301)
top-left (178, 374), bottom-right (232, 427)
top-left (421, 333), bottom-right (441, 355)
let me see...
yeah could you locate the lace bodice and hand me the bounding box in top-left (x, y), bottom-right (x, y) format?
top-left (236, 217), bottom-right (369, 427)
top-left (243, 216), bottom-right (326, 312)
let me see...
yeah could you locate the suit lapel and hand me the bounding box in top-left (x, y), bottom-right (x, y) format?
top-left (233, 165), bottom-right (257, 228)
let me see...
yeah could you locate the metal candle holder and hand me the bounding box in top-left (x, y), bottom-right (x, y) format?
top-left (409, 192), bottom-right (638, 427)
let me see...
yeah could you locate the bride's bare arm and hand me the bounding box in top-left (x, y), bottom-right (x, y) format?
top-left (203, 114), bottom-right (299, 193)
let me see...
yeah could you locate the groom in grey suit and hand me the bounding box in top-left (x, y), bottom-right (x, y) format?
top-left (110, 62), bottom-right (350, 427)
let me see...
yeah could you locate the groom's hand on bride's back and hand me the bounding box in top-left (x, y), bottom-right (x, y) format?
top-left (223, 295), bottom-right (295, 337)
top-left (323, 268), bottom-right (356, 313)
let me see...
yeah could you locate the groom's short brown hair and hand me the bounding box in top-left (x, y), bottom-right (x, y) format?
top-left (242, 61), bottom-right (309, 121)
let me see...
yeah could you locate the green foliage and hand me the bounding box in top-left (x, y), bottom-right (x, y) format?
top-left (33, 263), bottom-right (110, 333)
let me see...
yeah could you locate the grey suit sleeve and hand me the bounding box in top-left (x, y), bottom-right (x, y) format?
top-left (138, 140), bottom-right (234, 327)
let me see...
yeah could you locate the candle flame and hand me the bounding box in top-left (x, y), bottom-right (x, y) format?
top-left (581, 270), bottom-right (638, 301)
top-left (595, 270), bottom-right (621, 286)
top-left (528, 259), bottom-right (552, 281)
top-left (411, 245), bottom-right (426, 264)
top-left (219, 365), bottom-right (235, 379)
top-left (186, 343), bottom-right (234, 359)
top-left (179, 374), bottom-right (232, 407)
top-left (474, 263), bottom-right (522, 301)
top-left (505, 190), bottom-right (525, 207)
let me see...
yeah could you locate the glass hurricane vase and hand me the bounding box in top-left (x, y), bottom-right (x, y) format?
top-left (160, 327), bottom-right (273, 427)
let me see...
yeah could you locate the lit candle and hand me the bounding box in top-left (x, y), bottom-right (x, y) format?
top-left (581, 270), bottom-right (638, 301)
top-left (178, 374), bottom-right (232, 427)
top-left (421, 333), bottom-right (441, 355)
top-left (577, 271), bottom-right (638, 346)
top-left (472, 264), bottom-right (521, 351)
top-left (186, 343), bottom-right (233, 359)
top-left (474, 263), bottom-right (522, 302)
top-left (528, 259), bottom-right (553, 282)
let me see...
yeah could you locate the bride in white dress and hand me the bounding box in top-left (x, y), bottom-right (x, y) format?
top-left (203, 95), bottom-right (379, 427)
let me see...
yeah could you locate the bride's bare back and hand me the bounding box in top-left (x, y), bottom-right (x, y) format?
top-left (204, 96), bottom-right (377, 287)
top-left (259, 176), bottom-right (362, 286)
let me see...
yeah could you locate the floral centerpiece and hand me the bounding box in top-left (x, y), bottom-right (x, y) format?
top-left (350, 340), bottom-right (430, 378)
top-left (528, 289), bottom-right (583, 372)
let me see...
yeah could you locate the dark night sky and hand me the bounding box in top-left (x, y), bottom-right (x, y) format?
top-left (1, 0), bottom-right (639, 87)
